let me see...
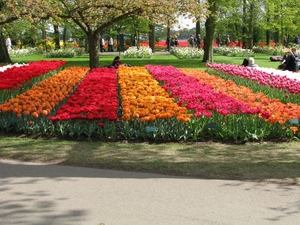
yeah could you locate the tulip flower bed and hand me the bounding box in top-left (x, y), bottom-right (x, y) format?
top-left (0, 60), bottom-right (67, 103)
top-left (0, 62), bottom-right (299, 142)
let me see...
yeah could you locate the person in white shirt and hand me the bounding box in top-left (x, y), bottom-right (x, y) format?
top-left (100, 36), bottom-right (105, 52)
top-left (108, 36), bottom-right (114, 52)
top-left (6, 35), bottom-right (12, 51)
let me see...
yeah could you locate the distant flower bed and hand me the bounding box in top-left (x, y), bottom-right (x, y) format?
top-left (0, 63), bottom-right (28, 72)
top-left (123, 46), bottom-right (152, 58)
top-left (45, 48), bottom-right (85, 58)
top-left (9, 47), bottom-right (43, 58)
top-left (170, 47), bottom-right (204, 59)
top-left (213, 47), bottom-right (255, 57)
top-left (252, 45), bottom-right (286, 56)
top-left (0, 60), bottom-right (67, 92)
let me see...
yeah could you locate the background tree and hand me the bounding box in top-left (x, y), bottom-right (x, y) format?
top-left (0, 0), bottom-right (51, 63)
top-left (47, 0), bottom-right (203, 68)
top-left (202, 0), bottom-right (218, 63)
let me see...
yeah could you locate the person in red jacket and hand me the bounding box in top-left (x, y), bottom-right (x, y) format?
top-left (112, 56), bottom-right (123, 68)
top-left (112, 56), bottom-right (131, 69)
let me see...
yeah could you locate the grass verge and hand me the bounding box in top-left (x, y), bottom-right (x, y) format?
top-left (1, 135), bottom-right (299, 185)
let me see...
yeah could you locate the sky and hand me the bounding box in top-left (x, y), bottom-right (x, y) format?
top-left (174, 16), bottom-right (194, 30)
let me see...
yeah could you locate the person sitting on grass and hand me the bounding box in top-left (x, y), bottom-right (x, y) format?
top-left (247, 57), bottom-right (258, 68)
top-left (241, 58), bottom-right (249, 66)
top-left (112, 56), bottom-right (130, 69)
top-left (283, 48), bottom-right (299, 72)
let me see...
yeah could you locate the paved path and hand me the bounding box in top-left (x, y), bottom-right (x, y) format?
top-left (1, 159), bottom-right (299, 225)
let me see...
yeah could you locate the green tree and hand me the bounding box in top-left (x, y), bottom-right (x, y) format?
top-left (51, 0), bottom-right (203, 68)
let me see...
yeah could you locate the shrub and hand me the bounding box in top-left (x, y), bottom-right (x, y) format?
top-left (170, 47), bottom-right (204, 59)
top-left (123, 46), bottom-right (152, 58)
top-left (45, 48), bottom-right (77, 58)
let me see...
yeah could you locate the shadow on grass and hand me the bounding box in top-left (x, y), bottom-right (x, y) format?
top-left (1, 136), bottom-right (299, 184)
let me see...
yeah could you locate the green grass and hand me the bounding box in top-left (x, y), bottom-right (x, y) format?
top-left (3, 52), bottom-right (299, 185)
top-left (12, 52), bottom-right (281, 70)
top-left (0, 136), bottom-right (299, 184)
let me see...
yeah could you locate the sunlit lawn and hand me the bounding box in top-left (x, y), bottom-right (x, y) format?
top-left (12, 52), bottom-right (280, 69)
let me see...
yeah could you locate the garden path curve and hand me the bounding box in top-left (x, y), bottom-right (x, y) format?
top-left (0, 159), bottom-right (299, 225)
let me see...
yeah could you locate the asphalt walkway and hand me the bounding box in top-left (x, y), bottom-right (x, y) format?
top-left (1, 159), bottom-right (299, 225)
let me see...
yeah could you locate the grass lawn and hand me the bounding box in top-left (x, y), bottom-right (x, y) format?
top-left (12, 52), bottom-right (281, 69)
top-left (2, 51), bottom-right (299, 185)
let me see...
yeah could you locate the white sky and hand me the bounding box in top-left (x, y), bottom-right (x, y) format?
top-left (174, 16), bottom-right (194, 30)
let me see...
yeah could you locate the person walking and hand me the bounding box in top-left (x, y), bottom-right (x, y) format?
top-left (196, 34), bottom-right (201, 49)
top-left (6, 35), bottom-right (12, 51)
top-left (188, 35), bottom-right (194, 47)
top-left (216, 34), bottom-right (222, 47)
top-left (100, 36), bottom-right (105, 52)
top-left (283, 36), bottom-right (288, 47)
top-left (132, 35), bottom-right (137, 47)
top-left (108, 36), bottom-right (114, 52)
top-left (166, 36), bottom-right (171, 51)
top-left (225, 35), bottom-right (230, 46)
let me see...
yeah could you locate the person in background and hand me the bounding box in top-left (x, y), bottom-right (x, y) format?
top-left (196, 34), bottom-right (201, 49)
top-left (247, 57), bottom-right (258, 68)
top-left (294, 35), bottom-right (300, 45)
top-left (284, 48), bottom-right (299, 72)
top-left (216, 34), bottom-right (222, 47)
top-left (100, 36), bottom-right (105, 52)
top-left (241, 58), bottom-right (249, 66)
top-left (166, 36), bottom-right (170, 51)
top-left (174, 35), bottom-right (179, 47)
top-left (132, 35), bottom-right (137, 46)
top-left (225, 35), bottom-right (230, 46)
top-left (188, 35), bottom-right (194, 47)
top-left (283, 36), bottom-right (288, 47)
top-left (108, 36), bottom-right (114, 52)
top-left (6, 35), bottom-right (12, 51)
top-left (112, 56), bottom-right (131, 69)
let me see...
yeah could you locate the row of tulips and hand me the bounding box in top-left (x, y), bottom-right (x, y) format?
top-left (0, 60), bottom-right (67, 90)
top-left (146, 65), bottom-right (299, 140)
top-left (146, 65), bottom-right (260, 117)
top-left (0, 63), bottom-right (27, 72)
top-left (0, 66), bottom-right (90, 135)
top-left (118, 66), bottom-right (192, 122)
top-left (117, 66), bottom-right (194, 140)
top-left (180, 68), bottom-right (300, 124)
top-left (0, 60), bottom-right (67, 103)
top-left (206, 63), bottom-right (300, 94)
top-left (49, 68), bottom-right (119, 121)
top-left (0, 63), bottom-right (299, 141)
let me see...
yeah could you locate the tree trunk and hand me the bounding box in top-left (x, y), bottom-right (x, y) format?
top-left (266, 17), bottom-right (270, 46)
top-left (53, 25), bottom-right (60, 50)
top-left (149, 24), bottom-right (155, 53)
top-left (88, 31), bottom-right (100, 69)
top-left (63, 26), bottom-right (67, 48)
top-left (0, 30), bottom-right (12, 64)
top-left (196, 21), bottom-right (200, 36)
top-left (202, 1), bottom-right (218, 63)
top-left (41, 27), bottom-right (47, 51)
top-left (248, 2), bottom-right (254, 49)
